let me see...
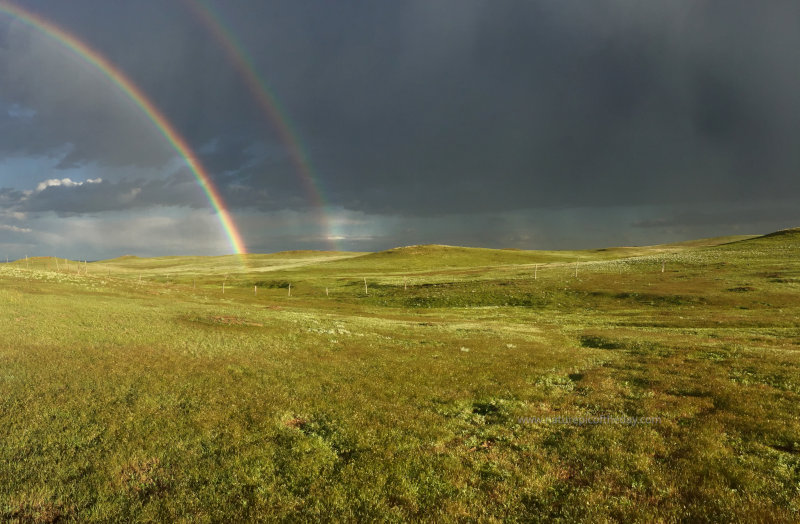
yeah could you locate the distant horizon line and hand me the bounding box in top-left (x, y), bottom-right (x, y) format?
top-left (5, 227), bottom-right (796, 263)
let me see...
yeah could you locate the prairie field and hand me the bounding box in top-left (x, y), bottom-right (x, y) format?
top-left (1, 229), bottom-right (799, 522)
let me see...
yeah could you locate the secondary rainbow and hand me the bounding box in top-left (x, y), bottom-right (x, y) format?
top-left (0, 1), bottom-right (247, 254)
top-left (184, 0), bottom-right (338, 250)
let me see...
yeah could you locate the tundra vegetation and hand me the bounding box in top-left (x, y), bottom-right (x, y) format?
top-left (1, 229), bottom-right (798, 522)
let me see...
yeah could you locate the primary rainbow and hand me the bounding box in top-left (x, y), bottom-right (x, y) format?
top-left (184, 0), bottom-right (338, 250)
top-left (0, 1), bottom-right (247, 254)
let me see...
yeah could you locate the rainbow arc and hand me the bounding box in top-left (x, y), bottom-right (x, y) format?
top-left (0, 1), bottom-right (247, 255)
top-left (184, 0), bottom-right (339, 250)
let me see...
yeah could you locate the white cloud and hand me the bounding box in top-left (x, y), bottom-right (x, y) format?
top-left (120, 187), bottom-right (142, 204)
top-left (0, 224), bottom-right (32, 233)
top-left (7, 103), bottom-right (37, 119)
top-left (0, 211), bottom-right (27, 220)
top-left (34, 178), bottom-right (102, 193)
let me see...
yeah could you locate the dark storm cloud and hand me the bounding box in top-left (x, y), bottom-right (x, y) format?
top-left (287, 0), bottom-right (800, 215)
top-left (0, 0), bottom-right (270, 169)
top-left (1, 0), bottom-right (798, 234)
top-left (165, 0), bottom-right (800, 217)
top-left (632, 203), bottom-right (800, 229)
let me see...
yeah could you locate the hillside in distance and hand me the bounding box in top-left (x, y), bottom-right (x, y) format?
top-left (85, 232), bottom-right (762, 276)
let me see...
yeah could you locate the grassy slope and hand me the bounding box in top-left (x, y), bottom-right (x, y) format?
top-left (0, 230), bottom-right (798, 521)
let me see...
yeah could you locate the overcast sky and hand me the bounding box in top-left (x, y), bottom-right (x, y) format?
top-left (1, 0), bottom-right (798, 258)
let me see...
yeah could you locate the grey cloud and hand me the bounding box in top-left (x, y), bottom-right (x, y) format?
top-left (0, 187), bottom-right (23, 204)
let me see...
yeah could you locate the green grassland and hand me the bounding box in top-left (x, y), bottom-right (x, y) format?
top-left (1, 229), bottom-right (798, 522)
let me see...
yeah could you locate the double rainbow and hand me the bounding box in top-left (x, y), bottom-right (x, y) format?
top-left (0, 1), bottom-right (247, 254)
top-left (184, 0), bottom-right (338, 250)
